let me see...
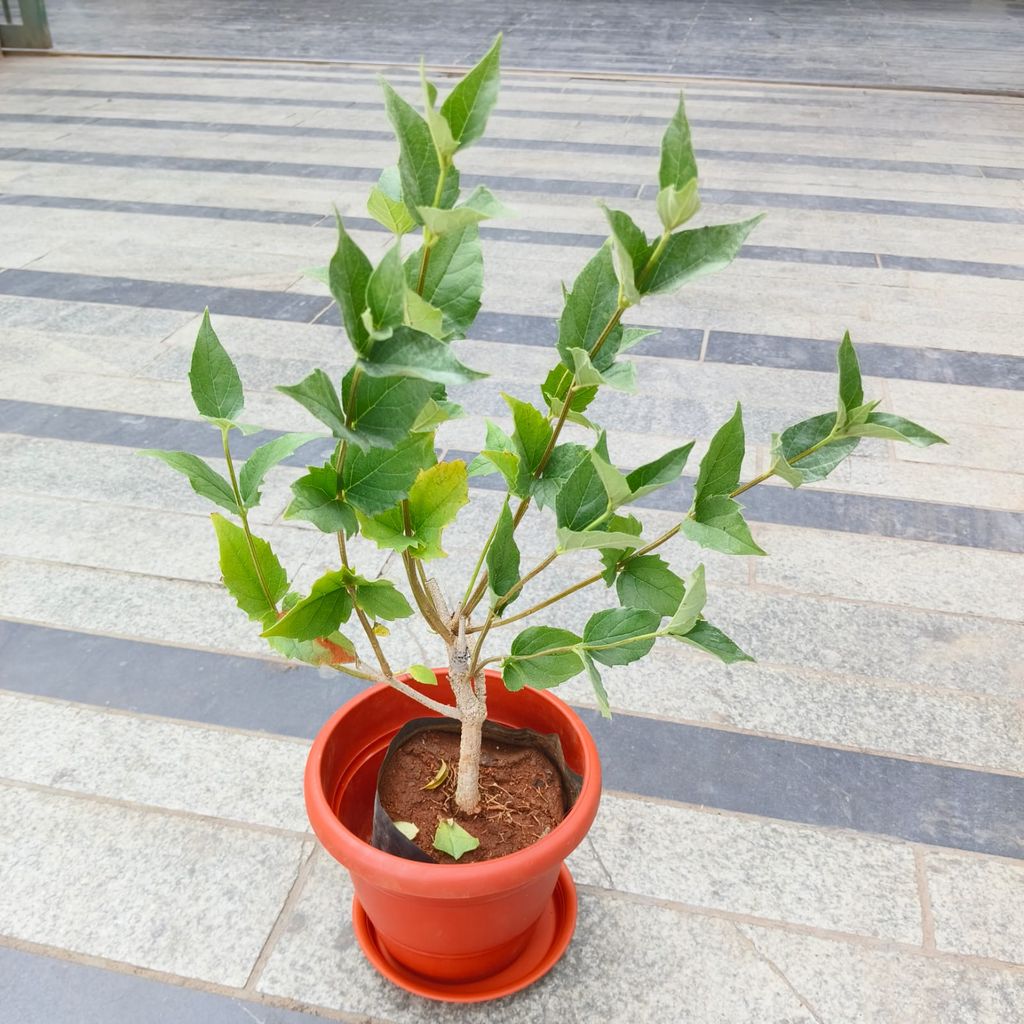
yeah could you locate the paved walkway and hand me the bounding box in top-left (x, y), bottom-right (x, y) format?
top-left (0, 36), bottom-right (1023, 1024)
top-left (33, 0), bottom-right (1024, 92)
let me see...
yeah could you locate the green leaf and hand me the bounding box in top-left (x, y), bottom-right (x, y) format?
top-left (568, 346), bottom-right (637, 393)
top-left (657, 179), bottom-right (701, 232)
top-left (418, 185), bottom-right (511, 235)
top-left (285, 464), bottom-right (357, 534)
top-left (778, 412), bottom-right (857, 484)
top-left (598, 514), bottom-right (644, 583)
top-left (487, 500), bottom-right (521, 612)
top-left (263, 570), bottom-right (354, 640)
top-left (556, 244), bottom-right (623, 369)
top-left (694, 403), bottom-right (745, 498)
top-left (394, 820), bottom-right (420, 840)
top-left (381, 79), bottom-right (453, 224)
top-left (266, 629), bottom-right (357, 668)
top-left (504, 392), bottom-right (553, 485)
top-left (359, 325), bottom-right (486, 386)
top-left (582, 652), bottom-right (611, 719)
top-left (188, 310), bottom-right (244, 421)
top-left (341, 369), bottom-right (436, 448)
top-left (440, 33), bottom-right (502, 149)
top-left (583, 607), bottom-right (660, 667)
top-left (351, 577), bottom-right (414, 620)
top-left (411, 396), bottom-right (461, 432)
top-left (238, 432), bottom-right (319, 508)
top-left (404, 289), bottom-right (445, 339)
top-left (468, 420), bottom-right (522, 492)
top-left (211, 513), bottom-right (287, 627)
top-left (420, 61), bottom-right (458, 159)
top-left (641, 215), bottom-right (764, 296)
top-left (502, 626), bottom-right (583, 692)
top-left (836, 331), bottom-right (864, 417)
top-left (532, 442), bottom-right (589, 511)
top-left (601, 205), bottom-right (650, 304)
top-left (556, 527), bottom-right (642, 552)
top-left (328, 216), bottom-right (373, 353)
top-left (140, 450), bottom-right (238, 514)
top-left (625, 443), bottom-right (694, 501)
top-left (672, 619), bottom-right (753, 664)
top-left (555, 445), bottom-right (609, 531)
top-left (408, 664), bottom-right (440, 686)
top-left (659, 94), bottom-right (698, 193)
top-left (682, 495), bottom-right (766, 556)
top-left (277, 370), bottom-right (349, 441)
top-left (342, 432), bottom-right (436, 516)
top-left (365, 243), bottom-right (406, 335)
top-left (769, 433), bottom-right (807, 488)
top-left (590, 441), bottom-right (632, 509)
top-left (405, 225), bottom-right (482, 338)
top-left (844, 412), bottom-right (947, 447)
top-left (616, 555), bottom-right (684, 617)
top-left (666, 564), bottom-right (707, 636)
top-left (356, 507), bottom-right (422, 555)
top-left (366, 167), bottom-right (416, 236)
top-left (433, 818), bottom-right (480, 861)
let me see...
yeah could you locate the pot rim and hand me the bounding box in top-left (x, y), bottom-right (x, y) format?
top-left (304, 669), bottom-right (602, 897)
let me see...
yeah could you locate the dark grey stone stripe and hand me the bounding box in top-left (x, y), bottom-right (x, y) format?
top-left (4, 111), bottom-right (1020, 179)
top-left (706, 330), bottom-right (1024, 390)
top-left (1, 268), bottom-right (1020, 390)
top-left (8, 86), bottom-right (1015, 145)
top-left (2, 619), bottom-right (1022, 860)
top-left (0, 946), bottom-right (322, 1024)
top-left (3, 144), bottom-right (1019, 223)
top-left (2, 398), bottom-right (1021, 553)
top-left (7, 191), bottom-right (1024, 281)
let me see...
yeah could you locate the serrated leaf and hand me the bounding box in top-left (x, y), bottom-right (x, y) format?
top-left (626, 443), bottom-right (693, 501)
top-left (616, 555), bottom-right (685, 616)
top-left (597, 513), bottom-right (644, 583)
top-left (359, 325), bottom-right (486, 386)
top-left (533, 442), bottom-right (589, 511)
top-left (504, 392), bottom-right (553, 490)
top-left (582, 652), bottom-right (611, 719)
top-left (555, 445), bottom-right (609, 531)
top-left (556, 244), bottom-right (623, 369)
top-left (211, 513), bottom-right (287, 627)
top-left (568, 346), bottom-right (637, 393)
top-left (666, 564), bottom-right (707, 635)
top-left (408, 664), bottom-right (440, 686)
top-left (285, 464), bottom-right (358, 534)
top-left (487, 500), bottom-right (521, 612)
top-left (556, 527), bottom-right (643, 552)
top-left (367, 167), bottom-right (416, 235)
top-left (418, 185), bottom-right (511, 235)
top-left (328, 216), bottom-right (373, 353)
top-left (341, 431), bottom-right (436, 516)
top-left (405, 225), bottom-right (482, 337)
top-left (440, 33), bottom-right (502, 149)
top-left (641, 215), bottom-right (763, 296)
top-left (502, 626), bottom-right (583, 692)
top-left (844, 412), bottom-right (947, 447)
top-left (602, 204), bottom-right (650, 304)
top-left (140, 450), bottom-right (238, 514)
top-left (351, 577), bottom-right (414, 620)
top-left (433, 818), bottom-right (480, 860)
top-left (394, 820), bottom-right (420, 840)
top-left (365, 243), bottom-right (406, 334)
top-left (778, 412), bottom-right (857, 483)
top-left (188, 310), bottom-right (244, 421)
top-left (411, 396), bottom-right (461, 432)
top-left (583, 607), bottom-right (660, 667)
top-left (263, 570), bottom-right (354, 640)
top-left (341, 369), bottom-right (437, 448)
top-left (238, 432), bottom-right (319, 508)
top-left (278, 369), bottom-right (349, 441)
top-left (672, 619), bottom-right (753, 664)
top-left (683, 495), bottom-right (766, 556)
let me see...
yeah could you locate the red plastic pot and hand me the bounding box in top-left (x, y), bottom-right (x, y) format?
top-left (304, 667), bottom-right (601, 1001)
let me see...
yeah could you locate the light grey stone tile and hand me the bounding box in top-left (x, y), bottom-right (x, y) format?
top-left (0, 784), bottom-right (310, 986)
top-left (740, 924), bottom-right (1024, 1024)
top-left (752, 525), bottom-right (1024, 621)
top-left (925, 852), bottom-right (1024, 964)
top-left (585, 794), bottom-right (921, 942)
top-left (0, 692), bottom-right (309, 832)
top-left (258, 853), bottom-right (816, 1023)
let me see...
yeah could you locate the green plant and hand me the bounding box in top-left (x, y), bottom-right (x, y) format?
top-left (145, 37), bottom-right (945, 835)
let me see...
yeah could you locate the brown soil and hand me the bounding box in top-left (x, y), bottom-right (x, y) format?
top-left (377, 728), bottom-right (566, 863)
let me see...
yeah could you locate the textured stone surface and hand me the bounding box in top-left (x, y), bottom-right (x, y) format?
top-left (0, 785), bottom-right (310, 986)
top-left (925, 852), bottom-right (1024, 965)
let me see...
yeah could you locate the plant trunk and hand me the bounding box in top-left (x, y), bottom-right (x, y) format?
top-left (454, 709), bottom-right (485, 813)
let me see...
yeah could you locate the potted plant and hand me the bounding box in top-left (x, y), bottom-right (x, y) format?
top-left (144, 36), bottom-right (944, 1002)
